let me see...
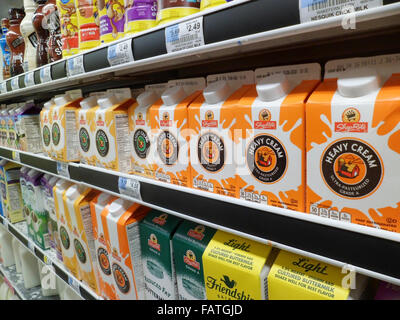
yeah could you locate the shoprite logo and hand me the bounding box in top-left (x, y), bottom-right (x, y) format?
top-left (206, 275), bottom-right (252, 300)
top-left (96, 129), bottom-right (109, 157)
top-left (79, 127), bottom-right (90, 152)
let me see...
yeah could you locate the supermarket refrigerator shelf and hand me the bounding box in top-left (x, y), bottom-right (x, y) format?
top-left (0, 215), bottom-right (100, 300)
top-left (0, 0), bottom-right (400, 102)
top-left (1, 147), bottom-right (400, 287)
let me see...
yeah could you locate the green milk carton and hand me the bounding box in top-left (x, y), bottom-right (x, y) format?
top-left (139, 210), bottom-right (182, 300)
top-left (172, 221), bottom-right (216, 300)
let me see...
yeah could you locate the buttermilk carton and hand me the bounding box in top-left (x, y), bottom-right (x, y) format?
top-left (94, 89), bottom-right (134, 173)
top-left (267, 250), bottom-right (369, 300)
top-left (64, 185), bottom-right (100, 293)
top-left (189, 71), bottom-right (254, 197)
top-left (90, 192), bottom-right (118, 300)
top-left (149, 78), bottom-right (206, 187)
top-left (102, 198), bottom-right (150, 300)
top-left (40, 99), bottom-right (55, 157)
top-left (128, 83), bottom-right (167, 178)
top-left (14, 101), bottom-right (42, 153)
top-left (0, 161), bottom-right (23, 223)
top-left (172, 221), bottom-right (216, 300)
top-left (202, 230), bottom-right (277, 300)
top-left (139, 210), bottom-right (182, 300)
top-left (234, 64), bottom-right (321, 211)
top-left (306, 53), bottom-right (400, 232)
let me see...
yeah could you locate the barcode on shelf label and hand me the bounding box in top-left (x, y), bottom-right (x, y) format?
top-left (165, 17), bottom-right (204, 53)
top-left (0, 82), bottom-right (6, 93)
top-left (68, 276), bottom-right (81, 293)
top-left (299, 0), bottom-right (383, 22)
top-left (12, 151), bottom-right (20, 162)
top-left (118, 177), bottom-right (142, 201)
top-left (107, 39), bottom-right (134, 67)
top-left (67, 55), bottom-right (85, 76)
top-left (25, 72), bottom-right (35, 87)
top-left (57, 162), bottom-right (70, 178)
top-left (40, 66), bottom-right (52, 83)
top-left (11, 77), bottom-right (19, 90)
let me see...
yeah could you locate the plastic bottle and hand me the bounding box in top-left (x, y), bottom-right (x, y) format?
top-left (0, 19), bottom-right (11, 80)
top-left (74, 0), bottom-right (101, 51)
top-left (56, 0), bottom-right (79, 57)
top-left (98, 0), bottom-right (126, 44)
top-left (33, 0), bottom-right (50, 67)
top-left (43, 0), bottom-right (63, 62)
top-left (18, 245), bottom-right (41, 289)
top-left (156, 0), bottom-right (200, 25)
top-left (20, 0), bottom-right (39, 72)
top-left (6, 9), bottom-right (26, 77)
top-left (125, 0), bottom-right (157, 35)
top-left (11, 237), bottom-right (22, 273)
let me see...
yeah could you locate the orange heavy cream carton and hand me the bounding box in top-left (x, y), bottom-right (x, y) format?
top-left (53, 180), bottom-right (78, 276)
top-left (235, 64), bottom-right (321, 211)
top-left (90, 192), bottom-right (118, 300)
top-left (102, 198), bottom-right (150, 300)
top-left (50, 90), bottom-right (83, 162)
top-left (128, 83), bottom-right (167, 178)
top-left (40, 99), bottom-right (55, 158)
top-left (267, 250), bottom-right (368, 300)
top-left (306, 53), bottom-right (400, 232)
top-left (94, 90), bottom-right (134, 173)
top-left (149, 78), bottom-right (206, 187)
top-left (189, 71), bottom-right (254, 197)
top-left (64, 185), bottom-right (100, 293)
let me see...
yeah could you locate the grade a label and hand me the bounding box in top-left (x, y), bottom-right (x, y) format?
top-left (107, 39), bottom-right (134, 67)
top-left (10, 77), bottom-right (19, 90)
top-left (165, 17), bottom-right (205, 53)
top-left (40, 66), bottom-right (52, 83)
top-left (67, 55), bottom-right (85, 76)
top-left (299, 0), bottom-right (383, 23)
top-left (118, 177), bottom-right (142, 201)
top-left (57, 162), bottom-right (70, 178)
top-left (25, 72), bottom-right (35, 87)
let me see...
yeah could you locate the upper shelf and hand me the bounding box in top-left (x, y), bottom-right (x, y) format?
top-left (1, 0), bottom-right (400, 102)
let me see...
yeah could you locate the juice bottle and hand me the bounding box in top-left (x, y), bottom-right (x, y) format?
top-left (43, 0), bottom-right (63, 62)
top-left (33, 0), bottom-right (50, 67)
top-left (74, 0), bottom-right (101, 51)
top-left (20, 0), bottom-right (38, 72)
top-left (0, 19), bottom-right (11, 80)
top-left (156, 0), bottom-right (200, 26)
top-left (6, 8), bottom-right (26, 77)
top-left (57, 0), bottom-right (79, 57)
top-left (125, 0), bottom-right (157, 35)
top-left (98, 0), bottom-right (126, 44)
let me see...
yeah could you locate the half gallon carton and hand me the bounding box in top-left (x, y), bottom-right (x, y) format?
top-left (268, 250), bottom-right (368, 300)
top-left (139, 210), bottom-right (182, 300)
top-left (235, 64), bottom-right (321, 211)
top-left (102, 198), bottom-right (150, 300)
top-left (54, 180), bottom-right (77, 272)
top-left (94, 91), bottom-right (134, 173)
top-left (202, 230), bottom-right (277, 300)
top-left (189, 71), bottom-right (254, 197)
top-left (90, 192), bottom-right (118, 300)
top-left (64, 185), bottom-right (100, 293)
top-left (128, 83), bottom-right (167, 178)
top-left (306, 54), bottom-right (400, 232)
top-left (37, 174), bottom-right (56, 251)
top-left (50, 91), bottom-right (83, 162)
top-left (44, 176), bottom-right (60, 256)
top-left (24, 169), bottom-right (40, 240)
top-left (14, 101), bottom-right (42, 153)
top-left (172, 221), bottom-right (216, 300)
top-left (40, 99), bottom-right (55, 157)
top-left (0, 107), bottom-right (9, 147)
top-left (6, 104), bottom-right (18, 149)
top-left (149, 78), bottom-right (206, 187)
top-left (0, 162), bottom-right (23, 223)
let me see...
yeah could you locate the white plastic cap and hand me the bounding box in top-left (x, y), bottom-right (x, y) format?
top-left (98, 94), bottom-right (120, 109)
top-left (256, 74), bottom-right (291, 102)
top-left (108, 198), bottom-right (132, 217)
top-left (43, 99), bottom-right (54, 110)
top-left (54, 94), bottom-right (73, 107)
top-left (337, 69), bottom-right (381, 98)
top-left (23, 0), bottom-right (37, 8)
top-left (80, 96), bottom-right (98, 109)
top-left (203, 80), bottom-right (231, 104)
top-left (137, 91), bottom-right (159, 107)
top-left (96, 192), bottom-right (114, 207)
top-left (161, 86), bottom-right (187, 106)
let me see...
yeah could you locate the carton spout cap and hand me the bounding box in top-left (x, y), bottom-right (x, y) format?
top-left (337, 69), bottom-right (381, 98)
top-left (54, 94), bottom-right (73, 107)
top-left (43, 99), bottom-right (54, 110)
top-left (256, 74), bottom-right (290, 102)
top-left (161, 86), bottom-right (187, 106)
top-left (80, 96), bottom-right (98, 109)
top-left (108, 198), bottom-right (132, 217)
top-left (98, 94), bottom-right (120, 109)
top-left (137, 90), bottom-right (159, 107)
top-left (203, 80), bottom-right (231, 104)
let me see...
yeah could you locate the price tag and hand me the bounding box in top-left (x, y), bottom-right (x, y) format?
top-left (0, 82), bottom-right (6, 94)
top-left (107, 39), bottom-right (134, 67)
top-left (43, 255), bottom-right (52, 266)
top-left (40, 66), bottom-right (52, 83)
top-left (67, 55), bottom-right (85, 77)
top-left (10, 77), bottom-right (19, 90)
top-left (165, 17), bottom-right (204, 53)
top-left (56, 162), bottom-right (70, 178)
top-left (24, 72), bottom-right (35, 87)
top-left (68, 276), bottom-right (81, 293)
top-left (118, 177), bottom-right (142, 201)
top-left (12, 151), bottom-right (20, 162)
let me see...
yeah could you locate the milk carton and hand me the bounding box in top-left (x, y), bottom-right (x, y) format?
top-left (14, 101), bottom-right (42, 153)
top-left (149, 78), bottom-right (206, 187)
top-left (306, 54), bottom-right (400, 232)
top-left (36, 174), bottom-right (55, 250)
top-left (0, 162), bottom-right (23, 223)
top-left (23, 169), bottom-right (39, 240)
top-left (189, 71), bottom-right (254, 197)
top-left (0, 107), bottom-right (8, 147)
top-left (172, 221), bottom-right (216, 300)
top-left (139, 210), bottom-right (182, 300)
top-left (64, 185), bottom-right (100, 292)
top-left (44, 176), bottom-right (60, 256)
top-left (128, 83), bottom-right (167, 178)
top-left (202, 230), bottom-right (277, 300)
top-left (40, 99), bottom-right (55, 157)
top-left (267, 250), bottom-right (368, 300)
top-left (94, 90), bottom-right (134, 173)
top-left (54, 180), bottom-right (77, 272)
top-left (235, 64), bottom-right (321, 211)
top-left (90, 192), bottom-right (118, 300)
top-left (102, 198), bottom-right (150, 300)
top-left (19, 166), bottom-right (30, 219)
top-left (50, 91), bottom-right (83, 162)
top-left (6, 104), bottom-right (18, 149)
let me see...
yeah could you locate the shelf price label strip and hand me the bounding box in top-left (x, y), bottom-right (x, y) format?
top-left (67, 55), bottom-right (85, 76)
top-left (24, 72), bottom-right (35, 87)
top-left (107, 38), bottom-right (134, 67)
top-left (10, 77), bottom-right (19, 91)
top-left (118, 177), bottom-right (142, 201)
top-left (40, 66), bottom-right (52, 83)
top-left (57, 161), bottom-right (70, 179)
